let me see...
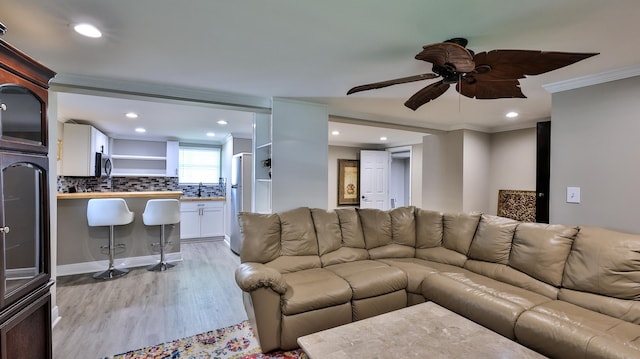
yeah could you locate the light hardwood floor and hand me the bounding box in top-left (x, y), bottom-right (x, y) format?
top-left (52, 240), bottom-right (247, 359)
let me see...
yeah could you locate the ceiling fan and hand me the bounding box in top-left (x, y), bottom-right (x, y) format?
top-left (347, 38), bottom-right (598, 110)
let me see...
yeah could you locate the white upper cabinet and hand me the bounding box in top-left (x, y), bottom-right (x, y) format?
top-left (61, 123), bottom-right (109, 176)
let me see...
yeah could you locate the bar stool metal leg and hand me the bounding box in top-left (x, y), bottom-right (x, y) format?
top-left (93, 225), bottom-right (130, 279)
top-left (147, 224), bottom-right (175, 271)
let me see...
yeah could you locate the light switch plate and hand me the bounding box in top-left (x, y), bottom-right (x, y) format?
top-left (567, 187), bottom-right (581, 204)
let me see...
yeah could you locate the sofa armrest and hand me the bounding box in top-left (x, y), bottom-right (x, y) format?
top-left (235, 262), bottom-right (288, 295)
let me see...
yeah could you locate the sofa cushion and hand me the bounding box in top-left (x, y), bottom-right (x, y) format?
top-left (442, 212), bottom-right (481, 256)
top-left (238, 212), bottom-right (281, 263)
top-left (325, 260), bottom-right (407, 300)
top-left (311, 208), bottom-right (342, 256)
top-left (416, 247), bottom-right (467, 267)
top-left (422, 270), bottom-right (551, 339)
top-left (563, 226), bottom-right (640, 300)
top-left (464, 260), bottom-right (559, 299)
top-left (468, 214), bottom-right (518, 264)
top-left (281, 268), bottom-right (352, 316)
top-left (515, 300), bottom-right (640, 359)
top-left (415, 208), bottom-right (443, 249)
top-left (378, 257), bottom-right (466, 294)
top-left (266, 256), bottom-right (322, 274)
top-left (312, 209), bottom-right (369, 266)
top-left (359, 208), bottom-right (415, 259)
top-left (335, 208), bottom-right (366, 248)
top-left (358, 208), bottom-right (392, 249)
top-left (509, 223), bottom-right (578, 287)
top-left (279, 207), bottom-right (319, 256)
top-left (559, 288), bottom-right (640, 324)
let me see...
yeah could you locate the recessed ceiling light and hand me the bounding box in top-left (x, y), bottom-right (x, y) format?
top-left (125, 112), bottom-right (138, 119)
top-left (206, 132), bottom-right (216, 137)
top-left (331, 130), bottom-right (340, 136)
top-left (73, 23), bottom-right (102, 38)
top-left (506, 111), bottom-right (519, 118)
top-left (380, 136), bottom-right (388, 141)
top-left (217, 120), bottom-right (228, 125)
top-left (135, 127), bottom-right (146, 133)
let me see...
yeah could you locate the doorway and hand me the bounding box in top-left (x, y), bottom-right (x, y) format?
top-left (388, 147), bottom-right (412, 208)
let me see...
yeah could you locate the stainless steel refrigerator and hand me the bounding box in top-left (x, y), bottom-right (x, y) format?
top-left (230, 152), bottom-right (252, 255)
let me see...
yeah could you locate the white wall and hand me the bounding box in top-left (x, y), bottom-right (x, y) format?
top-left (463, 130), bottom-right (491, 213)
top-left (328, 145), bottom-right (360, 210)
top-left (410, 143), bottom-right (423, 208)
top-left (550, 76), bottom-right (640, 233)
top-left (271, 98), bottom-right (328, 212)
top-left (422, 130), bottom-right (464, 212)
top-left (488, 128), bottom-right (537, 215)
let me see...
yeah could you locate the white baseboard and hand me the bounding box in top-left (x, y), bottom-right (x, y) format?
top-left (56, 252), bottom-right (183, 276)
top-left (51, 305), bottom-right (61, 328)
top-left (224, 234), bottom-right (231, 247)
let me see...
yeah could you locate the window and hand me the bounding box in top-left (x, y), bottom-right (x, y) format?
top-left (178, 145), bottom-right (221, 184)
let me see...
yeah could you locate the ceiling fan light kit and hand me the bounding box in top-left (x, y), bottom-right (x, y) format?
top-left (347, 38), bottom-right (598, 111)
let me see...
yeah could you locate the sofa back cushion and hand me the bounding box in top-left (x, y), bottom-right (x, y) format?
top-left (468, 214), bottom-right (519, 265)
top-left (359, 207), bottom-right (416, 259)
top-left (279, 207), bottom-right (319, 256)
top-left (509, 223), bottom-right (578, 287)
top-left (563, 226), bottom-right (640, 300)
top-left (238, 212), bottom-right (281, 263)
top-left (312, 208), bottom-right (368, 266)
top-left (335, 208), bottom-right (366, 248)
top-left (442, 212), bottom-right (481, 256)
top-left (415, 208), bottom-right (443, 249)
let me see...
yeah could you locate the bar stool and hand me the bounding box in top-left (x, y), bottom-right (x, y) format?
top-left (143, 199), bottom-right (180, 271)
top-left (87, 198), bottom-right (134, 280)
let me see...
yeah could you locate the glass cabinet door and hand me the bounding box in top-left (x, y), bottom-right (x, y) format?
top-left (0, 84), bottom-right (46, 152)
top-left (0, 153), bottom-right (48, 307)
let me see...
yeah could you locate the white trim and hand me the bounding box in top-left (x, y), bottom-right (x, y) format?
top-left (544, 65), bottom-right (640, 93)
top-left (50, 73), bottom-right (272, 112)
top-left (51, 306), bottom-right (61, 328)
top-left (56, 252), bottom-right (183, 276)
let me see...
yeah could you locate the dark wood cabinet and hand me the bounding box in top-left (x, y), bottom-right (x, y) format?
top-left (0, 36), bottom-right (55, 359)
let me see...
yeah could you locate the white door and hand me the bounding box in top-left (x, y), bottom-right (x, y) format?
top-left (360, 150), bottom-right (390, 209)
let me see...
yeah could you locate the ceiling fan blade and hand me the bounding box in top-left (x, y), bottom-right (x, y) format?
top-left (404, 80), bottom-right (450, 110)
top-left (471, 50), bottom-right (599, 81)
top-left (457, 78), bottom-right (526, 99)
top-left (347, 73), bottom-right (439, 95)
top-left (415, 42), bottom-right (475, 73)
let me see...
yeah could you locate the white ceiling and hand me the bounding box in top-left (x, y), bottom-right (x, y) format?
top-left (1, 1), bottom-right (639, 145)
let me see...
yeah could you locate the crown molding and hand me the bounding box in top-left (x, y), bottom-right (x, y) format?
top-left (544, 65), bottom-right (640, 94)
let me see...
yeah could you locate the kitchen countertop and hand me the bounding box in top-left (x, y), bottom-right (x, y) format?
top-left (180, 196), bottom-right (226, 201)
top-left (57, 191), bottom-right (184, 199)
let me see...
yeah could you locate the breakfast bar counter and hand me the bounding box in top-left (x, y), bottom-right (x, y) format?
top-left (56, 191), bottom-right (183, 276)
top-left (57, 190), bottom-right (184, 200)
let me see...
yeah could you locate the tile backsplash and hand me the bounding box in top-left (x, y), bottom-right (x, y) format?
top-left (57, 176), bottom-right (225, 197)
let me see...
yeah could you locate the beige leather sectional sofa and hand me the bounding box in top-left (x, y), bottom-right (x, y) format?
top-left (234, 206), bottom-right (640, 358)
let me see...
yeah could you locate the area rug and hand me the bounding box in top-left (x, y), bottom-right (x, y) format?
top-left (103, 321), bottom-right (308, 359)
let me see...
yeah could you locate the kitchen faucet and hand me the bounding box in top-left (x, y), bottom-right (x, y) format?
top-left (197, 182), bottom-right (203, 197)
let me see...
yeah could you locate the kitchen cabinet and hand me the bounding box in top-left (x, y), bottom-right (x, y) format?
top-left (0, 36), bottom-right (55, 359)
top-left (110, 139), bottom-right (178, 177)
top-left (61, 123), bottom-right (109, 176)
top-left (180, 200), bottom-right (224, 239)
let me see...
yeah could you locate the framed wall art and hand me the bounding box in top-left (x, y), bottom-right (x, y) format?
top-left (338, 159), bottom-right (359, 205)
